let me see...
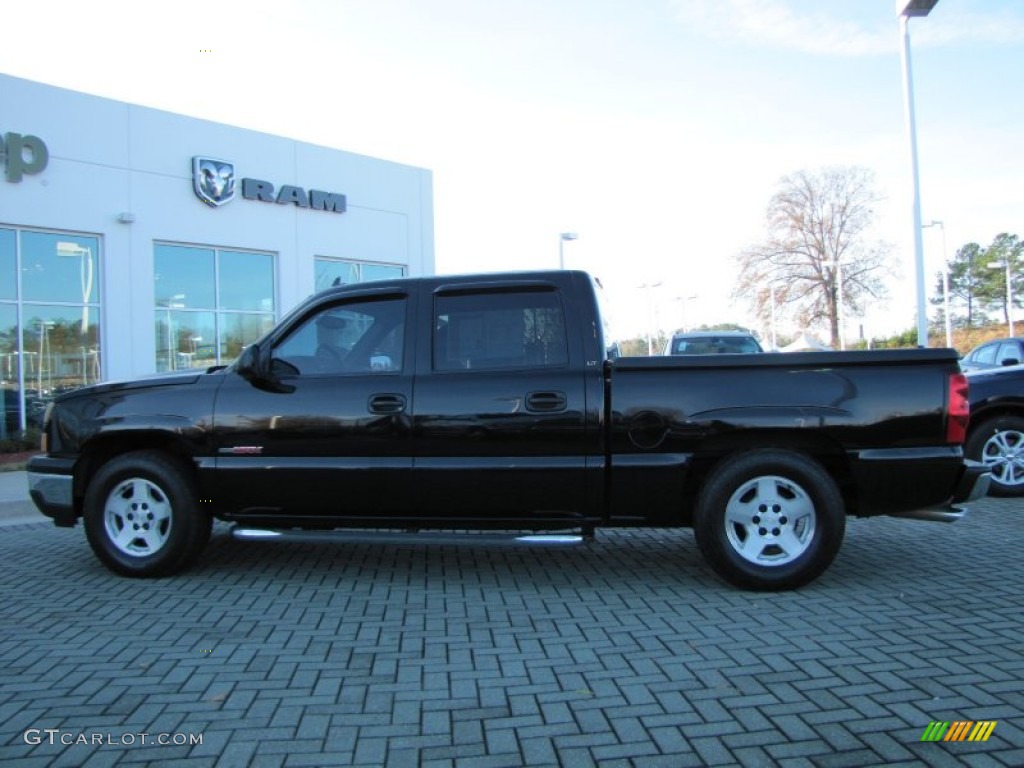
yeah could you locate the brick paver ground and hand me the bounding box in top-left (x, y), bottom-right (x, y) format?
top-left (0, 489), bottom-right (1021, 767)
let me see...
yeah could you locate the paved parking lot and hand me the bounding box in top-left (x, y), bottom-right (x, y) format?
top-left (0, 470), bottom-right (1021, 767)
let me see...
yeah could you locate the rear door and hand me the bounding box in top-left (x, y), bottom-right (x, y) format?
top-left (411, 280), bottom-right (592, 521)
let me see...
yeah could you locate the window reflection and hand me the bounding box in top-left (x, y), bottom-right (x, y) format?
top-left (0, 229), bottom-right (15, 301)
top-left (154, 244), bottom-right (276, 371)
top-left (22, 232), bottom-right (101, 304)
top-left (2, 229), bottom-right (102, 436)
top-left (220, 250), bottom-right (274, 311)
top-left (154, 245), bottom-right (215, 308)
top-left (314, 258), bottom-right (404, 292)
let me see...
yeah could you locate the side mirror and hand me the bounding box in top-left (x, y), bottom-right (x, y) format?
top-left (1002, 358), bottom-right (1020, 367)
top-left (236, 343), bottom-right (294, 393)
top-left (235, 343), bottom-right (262, 379)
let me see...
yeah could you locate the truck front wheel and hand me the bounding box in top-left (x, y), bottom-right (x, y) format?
top-left (83, 451), bottom-right (211, 577)
top-left (694, 450), bottom-right (845, 591)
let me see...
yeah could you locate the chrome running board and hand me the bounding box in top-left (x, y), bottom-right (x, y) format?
top-left (231, 527), bottom-right (588, 547)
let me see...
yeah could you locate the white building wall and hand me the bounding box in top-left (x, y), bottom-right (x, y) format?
top-left (0, 74), bottom-right (434, 382)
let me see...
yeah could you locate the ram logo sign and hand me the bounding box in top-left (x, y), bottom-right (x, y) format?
top-left (192, 157), bottom-right (236, 207)
top-left (191, 156), bottom-right (346, 214)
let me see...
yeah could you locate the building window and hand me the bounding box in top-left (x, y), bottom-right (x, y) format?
top-left (1, 227), bottom-right (102, 438)
top-left (314, 257), bottom-right (405, 292)
top-left (154, 244), bottom-right (276, 371)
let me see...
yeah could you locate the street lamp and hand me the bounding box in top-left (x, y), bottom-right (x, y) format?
top-left (922, 220), bottom-right (952, 347)
top-left (57, 241), bottom-right (94, 334)
top-left (898, 0), bottom-right (939, 347)
top-left (637, 281), bottom-right (663, 355)
top-left (987, 258), bottom-right (1014, 338)
top-left (558, 232), bottom-right (578, 270)
top-left (159, 294), bottom-right (186, 371)
top-left (672, 294), bottom-right (698, 334)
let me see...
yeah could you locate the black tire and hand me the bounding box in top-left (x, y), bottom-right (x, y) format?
top-left (965, 416), bottom-right (1024, 497)
top-left (83, 451), bottom-right (211, 577)
top-left (694, 449), bottom-right (845, 591)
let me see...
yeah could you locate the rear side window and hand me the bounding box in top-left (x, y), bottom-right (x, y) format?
top-left (433, 289), bottom-right (568, 371)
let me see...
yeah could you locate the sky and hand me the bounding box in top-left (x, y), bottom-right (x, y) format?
top-left (2, 0), bottom-right (1022, 342)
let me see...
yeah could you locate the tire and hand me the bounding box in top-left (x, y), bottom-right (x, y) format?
top-left (83, 451), bottom-right (211, 577)
top-left (965, 416), bottom-right (1024, 497)
top-left (694, 450), bottom-right (845, 591)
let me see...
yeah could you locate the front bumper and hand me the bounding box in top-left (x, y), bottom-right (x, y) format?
top-left (26, 455), bottom-right (77, 527)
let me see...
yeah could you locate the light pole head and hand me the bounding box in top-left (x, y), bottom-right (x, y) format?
top-left (560, 232), bottom-right (578, 242)
top-left (897, 0), bottom-right (938, 17)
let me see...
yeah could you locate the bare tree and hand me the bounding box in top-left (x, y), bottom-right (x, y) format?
top-left (733, 167), bottom-right (892, 348)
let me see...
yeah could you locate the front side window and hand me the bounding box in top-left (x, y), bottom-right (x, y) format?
top-left (154, 244), bottom-right (276, 371)
top-left (433, 289), bottom-right (568, 372)
top-left (273, 297), bottom-right (405, 376)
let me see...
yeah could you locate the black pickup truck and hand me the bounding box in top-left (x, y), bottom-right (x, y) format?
top-left (28, 270), bottom-right (988, 590)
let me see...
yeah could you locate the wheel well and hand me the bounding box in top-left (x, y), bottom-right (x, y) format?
top-left (73, 434), bottom-right (198, 513)
top-left (968, 406), bottom-right (1024, 437)
top-left (680, 431), bottom-right (854, 521)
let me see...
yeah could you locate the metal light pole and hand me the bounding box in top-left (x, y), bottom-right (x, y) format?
top-left (922, 220), bottom-right (952, 347)
top-left (558, 232), bottom-right (578, 270)
top-left (638, 281), bottom-right (662, 355)
top-left (898, 0), bottom-right (939, 348)
top-left (672, 294), bottom-right (698, 333)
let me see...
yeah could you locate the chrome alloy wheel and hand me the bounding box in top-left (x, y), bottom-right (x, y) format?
top-left (724, 475), bottom-right (816, 565)
top-left (103, 477), bottom-right (173, 557)
top-left (980, 427), bottom-right (1024, 490)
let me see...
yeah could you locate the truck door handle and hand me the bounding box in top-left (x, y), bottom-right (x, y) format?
top-left (368, 394), bottom-right (407, 414)
top-left (526, 391), bottom-right (567, 412)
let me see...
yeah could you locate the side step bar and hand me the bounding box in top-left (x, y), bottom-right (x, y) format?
top-left (887, 505), bottom-right (968, 524)
top-left (231, 528), bottom-right (590, 547)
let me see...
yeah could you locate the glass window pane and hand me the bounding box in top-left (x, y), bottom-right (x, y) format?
top-left (221, 313), bottom-right (275, 364)
top-left (21, 305), bottom-right (101, 415)
top-left (314, 258), bottom-right (359, 292)
top-left (154, 244), bottom-right (215, 309)
top-left (0, 304), bottom-right (19, 438)
top-left (274, 298), bottom-right (405, 375)
top-left (155, 310), bottom-right (216, 372)
top-left (362, 263), bottom-right (404, 282)
top-left (0, 229), bottom-right (15, 300)
top-left (219, 250), bottom-right (275, 311)
top-left (433, 290), bottom-right (567, 371)
top-left (21, 232), bottom-right (100, 304)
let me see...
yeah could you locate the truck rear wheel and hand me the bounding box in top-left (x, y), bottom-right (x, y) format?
top-left (694, 450), bottom-right (845, 591)
top-left (965, 416), bottom-right (1024, 497)
top-left (83, 451), bottom-right (210, 577)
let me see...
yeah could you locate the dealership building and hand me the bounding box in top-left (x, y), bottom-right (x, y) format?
top-left (0, 74), bottom-right (434, 437)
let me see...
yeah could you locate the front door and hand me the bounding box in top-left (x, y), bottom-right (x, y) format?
top-left (211, 291), bottom-right (414, 521)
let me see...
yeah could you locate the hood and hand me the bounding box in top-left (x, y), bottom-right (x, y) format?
top-left (53, 368), bottom-right (220, 402)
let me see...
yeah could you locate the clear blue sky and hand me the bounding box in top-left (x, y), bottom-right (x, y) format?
top-left (3, 0), bottom-right (1021, 340)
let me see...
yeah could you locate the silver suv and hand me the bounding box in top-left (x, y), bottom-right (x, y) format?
top-left (664, 330), bottom-right (764, 356)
